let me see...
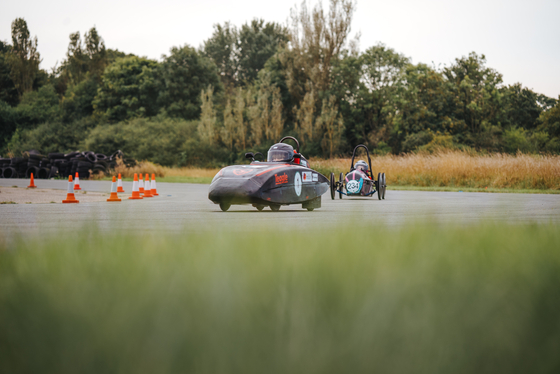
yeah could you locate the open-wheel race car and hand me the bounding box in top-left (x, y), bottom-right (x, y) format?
top-left (208, 136), bottom-right (329, 212)
top-left (330, 144), bottom-right (386, 200)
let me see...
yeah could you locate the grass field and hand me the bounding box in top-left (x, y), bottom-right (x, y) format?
top-left (2, 223), bottom-right (560, 373)
top-left (104, 151), bottom-right (560, 192)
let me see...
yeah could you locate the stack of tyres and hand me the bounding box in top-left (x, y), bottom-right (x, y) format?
top-left (0, 158), bottom-right (11, 178)
top-left (26, 152), bottom-right (42, 178)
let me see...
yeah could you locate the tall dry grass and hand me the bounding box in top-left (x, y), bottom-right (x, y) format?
top-left (313, 150), bottom-right (560, 190)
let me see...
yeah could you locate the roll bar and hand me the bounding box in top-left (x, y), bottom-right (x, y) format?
top-left (350, 144), bottom-right (373, 179)
top-left (279, 136), bottom-right (300, 153)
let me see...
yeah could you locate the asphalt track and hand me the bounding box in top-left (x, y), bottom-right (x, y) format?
top-left (1, 178), bottom-right (559, 237)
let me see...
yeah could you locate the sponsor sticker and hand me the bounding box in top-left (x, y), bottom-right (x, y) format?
top-left (275, 173), bottom-right (288, 185)
top-left (294, 172), bottom-right (302, 196)
top-left (302, 171), bottom-right (312, 183)
top-left (233, 169), bottom-right (253, 175)
top-left (312, 173), bottom-right (318, 182)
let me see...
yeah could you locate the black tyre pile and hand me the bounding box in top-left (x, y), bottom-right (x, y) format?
top-left (0, 150), bottom-right (137, 179)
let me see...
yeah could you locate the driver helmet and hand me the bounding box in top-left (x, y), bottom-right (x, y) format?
top-left (267, 143), bottom-right (295, 162)
top-left (355, 160), bottom-right (368, 172)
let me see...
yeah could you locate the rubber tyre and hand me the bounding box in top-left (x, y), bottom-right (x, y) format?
top-left (339, 173), bottom-right (344, 199)
top-left (219, 202), bottom-right (230, 212)
top-left (95, 153), bottom-right (107, 161)
top-left (377, 173), bottom-right (382, 200)
top-left (382, 173), bottom-right (386, 199)
top-left (330, 173), bottom-right (335, 200)
top-left (270, 204), bottom-right (281, 211)
top-left (26, 166), bottom-right (40, 179)
top-left (29, 153), bottom-right (42, 161)
top-left (38, 168), bottom-right (50, 179)
top-left (3, 167), bottom-right (17, 178)
top-left (78, 161), bottom-right (93, 168)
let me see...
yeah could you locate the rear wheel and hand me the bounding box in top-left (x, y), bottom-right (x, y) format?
top-left (377, 173), bottom-right (382, 200)
top-left (339, 173), bottom-right (344, 199)
top-left (270, 204), bottom-right (280, 212)
top-left (255, 204), bottom-right (265, 211)
top-left (219, 202), bottom-right (230, 212)
top-left (330, 173), bottom-right (335, 200)
top-left (382, 173), bottom-right (386, 199)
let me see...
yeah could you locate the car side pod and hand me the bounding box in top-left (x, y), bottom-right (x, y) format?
top-left (107, 176), bottom-right (121, 202)
top-left (128, 173), bottom-right (143, 200)
top-left (62, 175), bottom-right (79, 203)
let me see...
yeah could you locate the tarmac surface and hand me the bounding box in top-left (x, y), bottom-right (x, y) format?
top-left (1, 178), bottom-right (559, 238)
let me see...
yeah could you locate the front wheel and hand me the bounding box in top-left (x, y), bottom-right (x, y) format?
top-left (339, 173), bottom-right (344, 199)
top-left (377, 173), bottom-right (382, 200)
top-left (219, 202), bottom-right (230, 211)
top-left (382, 173), bottom-right (386, 199)
top-left (270, 204), bottom-right (281, 212)
top-left (330, 172), bottom-right (335, 200)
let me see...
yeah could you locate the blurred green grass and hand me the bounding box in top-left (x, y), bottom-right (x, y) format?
top-left (1, 223), bottom-right (560, 374)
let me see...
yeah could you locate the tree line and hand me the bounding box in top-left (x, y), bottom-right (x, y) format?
top-left (1, 0), bottom-right (559, 167)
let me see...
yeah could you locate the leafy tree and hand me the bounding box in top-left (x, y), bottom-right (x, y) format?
top-left (60, 77), bottom-right (98, 122)
top-left (442, 52), bottom-right (503, 139)
top-left (157, 45), bottom-right (222, 120)
top-left (12, 84), bottom-right (62, 130)
top-left (538, 97), bottom-right (560, 139)
top-left (318, 95), bottom-right (344, 157)
top-left (203, 22), bottom-right (238, 90)
top-left (392, 64), bottom-right (459, 153)
top-left (198, 86), bottom-right (217, 145)
top-left (283, 0), bottom-right (357, 101)
top-left (236, 19), bottom-right (288, 85)
top-left (93, 56), bottom-right (159, 121)
top-left (6, 18), bottom-right (41, 98)
top-left (0, 41), bottom-right (19, 106)
top-left (501, 83), bottom-right (543, 130)
top-left (203, 19), bottom-right (288, 90)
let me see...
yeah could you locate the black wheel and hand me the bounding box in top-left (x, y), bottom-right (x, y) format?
top-left (377, 173), bottom-right (382, 200)
top-left (219, 202), bottom-right (230, 212)
top-left (307, 207), bottom-right (314, 211)
top-left (330, 172), bottom-right (335, 200)
top-left (270, 204), bottom-right (280, 211)
top-left (339, 173), bottom-right (344, 199)
top-left (382, 173), bottom-right (386, 199)
top-left (256, 205), bottom-right (265, 211)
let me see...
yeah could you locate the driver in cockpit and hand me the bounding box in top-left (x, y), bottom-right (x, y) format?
top-left (354, 160), bottom-right (371, 179)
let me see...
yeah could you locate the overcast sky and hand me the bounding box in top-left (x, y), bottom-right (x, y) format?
top-left (2, 0), bottom-right (559, 98)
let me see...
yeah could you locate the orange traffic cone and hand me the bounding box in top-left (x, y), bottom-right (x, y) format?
top-left (151, 173), bottom-right (159, 196)
top-left (139, 173), bottom-right (144, 193)
top-left (107, 176), bottom-right (121, 202)
top-left (62, 175), bottom-right (79, 203)
top-left (74, 172), bottom-right (82, 190)
top-left (128, 173), bottom-right (143, 200)
top-left (143, 173), bottom-right (153, 197)
top-left (117, 173), bottom-right (125, 193)
top-left (27, 172), bottom-right (37, 188)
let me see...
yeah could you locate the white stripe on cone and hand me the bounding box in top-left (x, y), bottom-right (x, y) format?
top-left (111, 180), bottom-right (117, 193)
top-left (151, 178), bottom-right (157, 190)
top-left (68, 180), bottom-right (74, 193)
top-left (75, 176), bottom-right (80, 186)
top-left (132, 180), bottom-right (139, 192)
top-left (139, 178), bottom-right (144, 189)
top-left (117, 178), bottom-right (123, 188)
top-left (145, 178), bottom-right (151, 191)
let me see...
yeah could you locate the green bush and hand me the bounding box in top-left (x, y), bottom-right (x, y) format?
top-left (84, 117), bottom-right (198, 166)
top-left (4, 117), bottom-right (98, 156)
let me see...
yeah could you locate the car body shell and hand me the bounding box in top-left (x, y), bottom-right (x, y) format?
top-left (208, 162), bottom-right (329, 208)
